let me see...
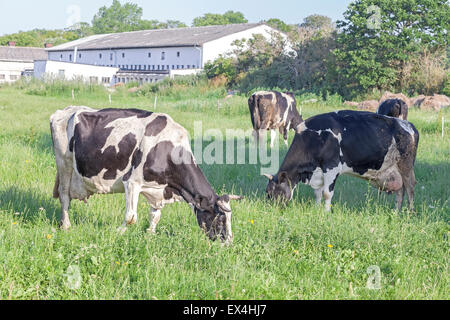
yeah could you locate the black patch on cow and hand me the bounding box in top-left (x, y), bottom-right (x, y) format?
top-left (330, 174), bottom-right (339, 192)
top-left (145, 116), bottom-right (167, 137)
top-left (73, 108), bottom-right (150, 180)
top-left (69, 137), bottom-right (74, 152)
top-left (122, 148), bottom-right (143, 182)
top-left (377, 99), bottom-right (408, 120)
top-left (142, 141), bottom-right (217, 211)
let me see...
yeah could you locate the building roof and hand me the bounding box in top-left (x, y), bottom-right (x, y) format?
top-left (47, 23), bottom-right (265, 51)
top-left (0, 46), bottom-right (48, 62)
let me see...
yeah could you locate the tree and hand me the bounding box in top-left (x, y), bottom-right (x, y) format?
top-left (92, 0), bottom-right (144, 34)
top-left (192, 11), bottom-right (247, 27)
top-left (265, 18), bottom-right (292, 33)
top-left (333, 0), bottom-right (450, 97)
top-left (66, 22), bottom-right (93, 38)
top-left (300, 14), bottom-right (333, 30)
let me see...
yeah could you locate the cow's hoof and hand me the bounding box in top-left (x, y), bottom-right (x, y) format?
top-left (117, 225), bottom-right (127, 234)
top-left (59, 222), bottom-right (71, 231)
top-left (146, 228), bottom-right (156, 234)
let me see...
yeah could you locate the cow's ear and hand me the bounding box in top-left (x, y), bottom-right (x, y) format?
top-left (217, 195), bottom-right (232, 213)
top-left (263, 173), bottom-right (274, 181)
top-left (278, 171), bottom-right (289, 183)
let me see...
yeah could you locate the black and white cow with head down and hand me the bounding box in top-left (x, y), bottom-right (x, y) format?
top-left (50, 106), bottom-right (242, 243)
top-left (265, 110), bottom-right (419, 211)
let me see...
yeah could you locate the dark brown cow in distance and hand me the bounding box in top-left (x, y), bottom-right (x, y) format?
top-left (248, 91), bottom-right (303, 148)
top-left (377, 99), bottom-right (409, 120)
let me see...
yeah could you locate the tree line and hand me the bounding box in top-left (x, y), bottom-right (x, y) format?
top-left (1, 0), bottom-right (448, 100)
top-left (0, 0), bottom-right (250, 47)
top-left (205, 0), bottom-right (449, 100)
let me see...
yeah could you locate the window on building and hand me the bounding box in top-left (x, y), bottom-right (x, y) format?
top-left (102, 77), bottom-right (110, 84)
top-left (0, 74), bottom-right (5, 80)
top-left (148, 52), bottom-right (151, 58)
top-left (69, 54), bottom-right (72, 61)
top-left (99, 53), bottom-right (102, 59)
top-left (90, 76), bottom-right (98, 84)
top-left (161, 52), bottom-right (165, 60)
top-left (122, 53), bottom-right (125, 58)
top-left (187, 65), bottom-right (190, 69)
top-left (172, 65), bottom-right (175, 69)
top-left (177, 51), bottom-right (180, 57)
top-left (10, 75), bottom-right (18, 80)
top-left (181, 65), bottom-right (184, 69)
top-left (152, 65), bottom-right (155, 70)
top-left (162, 65), bottom-right (165, 70)
top-left (79, 53), bottom-right (81, 59)
top-left (60, 54), bottom-right (63, 60)
top-left (110, 53), bottom-right (113, 61)
top-left (139, 65), bottom-right (141, 70)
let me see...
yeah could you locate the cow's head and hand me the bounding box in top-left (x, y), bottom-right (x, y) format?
top-left (264, 172), bottom-right (293, 203)
top-left (194, 194), bottom-right (243, 244)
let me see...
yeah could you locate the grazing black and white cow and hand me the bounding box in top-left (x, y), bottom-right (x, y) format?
top-left (248, 91), bottom-right (303, 148)
top-left (265, 110), bottom-right (419, 211)
top-left (377, 99), bottom-right (409, 120)
top-left (50, 106), bottom-right (242, 243)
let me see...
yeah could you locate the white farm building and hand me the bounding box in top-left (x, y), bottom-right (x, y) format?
top-left (39, 23), bottom-right (279, 85)
top-left (0, 43), bottom-right (47, 83)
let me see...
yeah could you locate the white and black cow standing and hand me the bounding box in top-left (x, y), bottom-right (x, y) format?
top-left (265, 110), bottom-right (419, 211)
top-left (50, 106), bottom-right (242, 243)
top-left (248, 91), bottom-right (303, 148)
top-left (377, 99), bottom-right (409, 120)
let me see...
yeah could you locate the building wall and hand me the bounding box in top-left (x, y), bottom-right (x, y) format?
top-left (0, 60), bottom-right (34, 83)
top-left (34, 60), bottom-right (119, 85)
top-left (201, 25), bottom-right (277, 66)
top-left (48, 46), bottom-right (202, 72)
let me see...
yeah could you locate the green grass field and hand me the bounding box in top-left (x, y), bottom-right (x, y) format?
top-left (0, 84), bottom-right (448, 299)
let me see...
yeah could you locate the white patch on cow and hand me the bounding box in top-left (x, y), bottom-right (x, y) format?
top-left (397, 119), bottom-right (415, 137)
top-left (296, 122), bottom-right (307, 133)
top-left (325, 129), bottom-right (342, 143)
top-left (101, 116), bottom-right (145, 153)
top-left (307, 167), bottom-right (324, 190)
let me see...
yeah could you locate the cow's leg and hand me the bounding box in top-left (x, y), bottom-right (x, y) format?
top-left (403, 171), bottom-right (416, 212)
top-left (322, 171), bottom-right (339, 211)
top-left (258, 129), bottom-right (265, 146)
top-left (270, 129), bottom-right (277, 148)
top-left (314, 188), bottom-right (323, 204)
top-left (282, 126), bottom-right (289, 147)
top-left (146, 208), bottom-right (162, 234)
top-left (395, 187), bottom-right (405, 211)
top-left (252, 129), bottom-right (259, 146)
top-left (57, 169), bottom-right (72, 230)
top-left (118, 182), bottom-right (140, 234)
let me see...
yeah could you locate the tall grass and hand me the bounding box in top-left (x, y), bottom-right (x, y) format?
top-left (0, 84), bottom-right (448, 300)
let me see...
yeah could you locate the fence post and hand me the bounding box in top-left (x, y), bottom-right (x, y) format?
top-left (72, 89), bottom-right (74, 100)
top-left (442, 116), bottom-right (445, 139)
top-left (109, 94), bottom-right (111, 104)
top-left (154, 95), bottom-right (158, 110)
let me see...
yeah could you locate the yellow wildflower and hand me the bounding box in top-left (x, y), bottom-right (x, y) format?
top-left (46, 234), bottom-right (52, 240)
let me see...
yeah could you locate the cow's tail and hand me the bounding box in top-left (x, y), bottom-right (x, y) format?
top-left (248, 94), bottom-right (261, 130)
top-left (53, 174), bottom-right (60, 199)
top-left (49, 119), bottom-right (60, 199)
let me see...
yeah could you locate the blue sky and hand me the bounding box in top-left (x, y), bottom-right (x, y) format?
top-left (0, 0), bottom-right (353, 36)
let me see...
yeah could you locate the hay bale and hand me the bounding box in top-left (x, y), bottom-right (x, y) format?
top-left (379, 91), bottom-right (411, 107)
top-left (420, 94), bottom-right (450, 111)
top-left (357, 100), bottom-right (379, 112)
top-left (343, 101), bottom-right (359, 107)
